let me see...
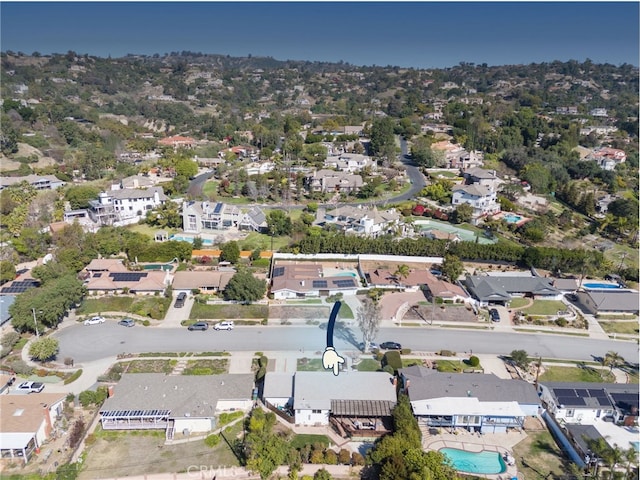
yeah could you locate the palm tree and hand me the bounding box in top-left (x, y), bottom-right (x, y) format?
top-left (604, 351), bottom-right (624, 373)
top-left (393, 264), bottom-right (410, 285)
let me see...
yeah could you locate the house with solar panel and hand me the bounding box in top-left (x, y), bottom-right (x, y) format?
top-left (99, 373), bottom-right (254, 440)
top-left (83, 259), bottom-right (168, 295)
top-left (238, 206), bottom-right (268, 233)
top-left (270, 263), bottom-right (360, 299)
top-left (182, 201), bottom-right (242, 233)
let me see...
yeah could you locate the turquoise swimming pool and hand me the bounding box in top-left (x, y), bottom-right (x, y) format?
top-left (502, 213), bottom-right (523, 224)
top-left (440, 448), bottom-right (506, 475)
top-left (169, 235), bottom-right (214, 246)
top-left (335, 272), bottom-right (357, 277)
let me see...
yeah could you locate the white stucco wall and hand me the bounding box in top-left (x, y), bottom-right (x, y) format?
top-left (173, 417), bottom-right (215, 434)
top-left (295, 408), bottom-right (330, 426)
top-left (217, 399), bottom-right (253, 412)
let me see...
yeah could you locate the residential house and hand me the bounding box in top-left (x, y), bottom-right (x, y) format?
top-left (117, 175), bottom-right (155, 190)
top-left (579, 126), bottom-right (618, 136)
top-left (589, 108), bottom-right (608, 117)
top-left (0, 393), bottom-right (66, 463)
top-left (291, 371), bottom-right (396, 433)
top-left (0, 174), bottom-right (66, 192)
top-left (450, 150), bottom-right (485, 171)
top-left (245, 161), bottom-right (275, 176)
top-left (574, 289), bottom-right (639, 316)
top-left (324, 153), bottom-right (374, 173)
top-left (270, 263), bottom-right (360, 300)
top-left (99, 373), bottom-right (254, 440)
top-left (556, 106), bottom-right (579, 115)
top-left (324, 205), bottom-right (401, 237)
top-left (88, 187), bottom-right (167, 226)
top-left (238, 206), bottom-right (268, 233)
top-left (400, 366), bottom-right (540, 433)
top-left (182, 201), bottom-right (242, 233)
top-left (305, 170), bottom-right (363, 194)
top-left (0, 295), bottom-right (15, 326)
top-left (462, 167), bottom-right (502, 190)
top-left (158, 135), bottom-right (196, 149)
top-left (464, 273), bottom-right (562, 306)
top-left (82, 258), bottom-right (167, 295)
top-left (262, 372), bottom-right (295, 411)
top-left (451, 184), bottom-right (500, 225)
top-left (585, 147), bottom-right (627, 171)
top-left (171, 270), bottom-right (235, 294)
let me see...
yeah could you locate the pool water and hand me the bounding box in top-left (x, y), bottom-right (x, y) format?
top-left (583, 283), bottom-right (620, 289)
top-left (142, 264), bottom-right (174, 271)
top-left (502, 213), bottom-right (523, 223)
top-left (335, 272), bottom-right (357, 277)
top-left (169, 235), bottom-right (214, 246)
top-left (440, 448), bottom-right (506, 475)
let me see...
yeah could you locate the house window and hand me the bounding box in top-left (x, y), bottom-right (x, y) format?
top-left (312, 410), bottom-right (321, 414)
top-left (566, 409), bottom-right (574, 417)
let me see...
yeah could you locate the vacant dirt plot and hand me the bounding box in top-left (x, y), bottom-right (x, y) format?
top-left (78, 425), bottom-right (242, 479)
top-left (270, 305), bottom-right (331, 322)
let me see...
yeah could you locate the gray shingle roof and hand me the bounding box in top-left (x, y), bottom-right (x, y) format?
top-left (100, 373), bottom-right (254, 418)
top-left (465, 275), bottom-right (560, 302)
top-left (401, 366), bottom-right (539, 405)
top-left (586, 290), bottom-right (639, 313)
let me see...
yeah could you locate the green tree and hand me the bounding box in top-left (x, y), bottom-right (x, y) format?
top-left (175, 158), bottom-right (198, 178)
top-left (603, 351), bottom-right (624, 373)
top-left (29, 337), bottom-right (59, 361)
top-left (452, 203), bottom-right (473, 224)
top-left (441, 254), bottom-right (463, 282)
top-left (0, 260), bottom-right (16, 284)
top-left (65, 185), bottom-right (100, 209)
top-left (220, 241), bottom-right (240, 264)
top-left (370, 117), bottom-right (395, 158)
top-left (223, 270), bottom-right (267, 303)
top-left (357, 298), bottom-right (382, 352)
top-left (267, 210), bottom-right (292, 236)
top-left (510, 350), bottom-right (530, 370)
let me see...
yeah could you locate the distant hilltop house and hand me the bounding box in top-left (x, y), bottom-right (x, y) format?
top-left (324, 205), bottom-right (402, 237)
top-left (556, 106), bottom-right (579, 115)
top-left (589, 108), bottom-right (608, 117)
top-left (158, 135), bottom-right (196, 149)
top-left (89, 186), bottom-right (167, 227)
top-left (182, 202), bottom-right (267, 234)
top-left (579, 125), bottom-right (618, 136)
top-left (0, 174), bottom-right (66, 192)
top-left (305, 169), bottom-right (363, 194)
top-left (585, 147), bottom-right (627, 171)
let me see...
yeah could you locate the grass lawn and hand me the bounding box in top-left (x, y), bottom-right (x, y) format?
top-left (240, 232), bottom-right (291, 251)
top-left (120, 359), bottom-right (177, 374)
top-left (202, 180), bottom-right (218, 197)
top-left (598, 321), bottom-right (639, 335)
top-left (509, 297), bottom-right (530, 309)
top-left (189, 303), bottom-right (269, 319)
top-left (297, 358), bottom-right (325, 371)
top-left (289, 434), bottom-right (330, 449)
top-left (77, 296), bottom-right (171, 320)
top-left (435, 360), bottom-right (466, 373)
top-left (539, 366), bottom-right (615, 383)
top-left (182, 359), bottom-right (229, 375)
top-left (126, 223), bottom-right (179, 239)
top-left (337, 302), bottom-right (354, 319)
top-left (512, 431), bottom-right (568, 480)
top-left (523, 300), bottom-right (566, 316)
top-left (356, 358), bottom-right (382, 372)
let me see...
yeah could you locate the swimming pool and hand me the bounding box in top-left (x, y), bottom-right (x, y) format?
top-left (335, 272), bottom-right (357, 277)
top-left (439, 448), bottom-right (506, 475)
top-left (169, 235), bottom-right (214, 246)
top-left (502, 213), bottom-right (523, 224)
top-left (583, 283), bottom-right (620, 289)
top-left (142, 264), bottom-right (174, 271)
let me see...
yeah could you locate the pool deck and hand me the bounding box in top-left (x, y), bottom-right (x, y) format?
top-left (423, 428), bottom-right (525, 479)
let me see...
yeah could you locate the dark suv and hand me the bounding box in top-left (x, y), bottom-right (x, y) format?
top-left (188, 322), bottom-right (209, 331)
top-left (489, 308), bottom-right (501, 322)
top-left (379, 341), bottom-right (402, 350)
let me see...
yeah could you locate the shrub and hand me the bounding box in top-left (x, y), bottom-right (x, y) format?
top-left (381, 351), bottom-right (402, 371)
top-left (351, 452), bottom-right (365, 466)
top-left (438, 350), bottom-right (456, 357)
top-left (0, 346), bottom-right (11, 359)
top-left (555, 317), bottom-right (568, 327)
top-left (68, 418), bottom-right (85, 449)
top-left (338, 448), bottom-right (351, 465)
top-left (204, 433), bottom-right (220, 447)
top-left (1, 331), bottom-right (20, 348)
top-left (258, 356), bottom-right (269, 368)
top-left (8, 360), bottom-right (33, 375)
top-left (64, 369), bottom-right (83, 385)
top-left (468, 356), bottom-right (480, 367)
top-left (310, 448), bottom-right (325, 464)
top-left (79, 390), bottom-right (97, 407)
top-left (400, 348), bottom-right (411, 355)
top-left (324, 449), bottom-right (338, 465)
top-left (142, 320), bottom-right (150, 327)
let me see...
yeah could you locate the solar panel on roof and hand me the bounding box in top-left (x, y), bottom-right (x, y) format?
top-left (558, 396), bottom-right (585, 406)
top-left (273, 267), bottom-right (285, 278)
top-left (597, 397), bottom-right (612, 407)
top-left (554, 389), bottom-right (577, 397)
top-left (575, 389), bottom-right (588, 397)
top-left (214, 203), bottom-right (223, 214)
top-left (588, 389), bottom-right (607, 398)
top-left (312, 280), bottom-right (328, 288)
top-left (110, 272), bottom-right (147, 282)
top-left (334, 279), bottom-right (356, 288)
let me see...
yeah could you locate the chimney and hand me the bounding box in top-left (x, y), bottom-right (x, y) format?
top-left (108, 386), bottom-right (114, 398)
top-left (42, 404), bottom-right (53, 437)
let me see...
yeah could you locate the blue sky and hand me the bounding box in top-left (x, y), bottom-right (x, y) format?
top-left (2, 2), bottom-right (638, 68)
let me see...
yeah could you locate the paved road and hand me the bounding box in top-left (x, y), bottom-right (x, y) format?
top-left (187, 170), bottom-right (215, 198)
top-left (55, 322), bottom-right (638, 364)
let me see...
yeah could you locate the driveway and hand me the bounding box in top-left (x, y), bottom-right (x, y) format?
top-left (158, 293), bottom-right (194, 328)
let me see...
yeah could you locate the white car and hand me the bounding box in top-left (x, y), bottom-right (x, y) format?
top-left (84, 316), bottom-right (106, 326)
top-left (213, 321), bottom-right (234, 331)
top-left (17, 381), bottom-right (44, 393)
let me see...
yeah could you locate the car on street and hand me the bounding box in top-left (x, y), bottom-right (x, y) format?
top-left (17, 381), bottom-right (44, 393)
top-left (84, 316), bottom-right (105, 326)
top-left (188, 322), bottom-right (209, 331)
top-left (379, 341), bottom-right (402, 350)
top-left (213, 321), bottom-right (234, 331)
top-left (358, 341), bottom-right (379, 351)
top-left (489, 308), bottom-right (501, 322)
top-left (118, 318), bottom-right (135, 327)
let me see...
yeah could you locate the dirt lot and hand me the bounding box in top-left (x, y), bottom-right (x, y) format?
top-left (270, 305), bottom-right (331, 322)
top-left (77, 424), bottom-right (242, 480)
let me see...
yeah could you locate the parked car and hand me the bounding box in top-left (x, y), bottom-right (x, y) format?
top-left (84, 316), bottom-right (105, 326)
top-left (188, 322), bottom-right (209, 331)
top-left (118, 318), bottom-right (135, 327)
top-left (174, 292), bottom-right (187, 308)
top-left (358, 341), bottom-right (379, 351)
top-left (17, 381), bottom-right (44, 393)
top-left (213, 321), bottom-right (234, 331)
top-left (489, 308), bottom-right (501, 322)
top-left (379, 341), bottom-right (402, 350)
